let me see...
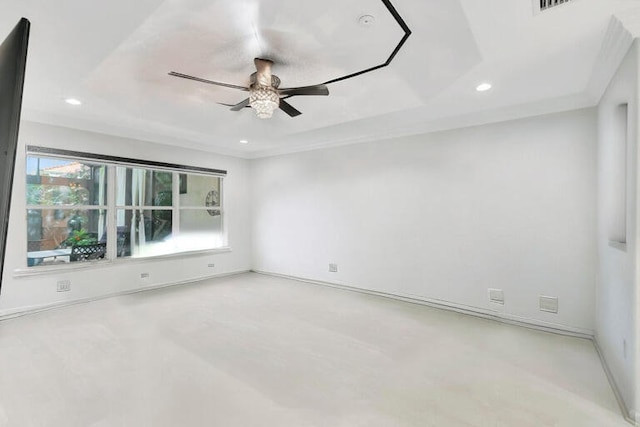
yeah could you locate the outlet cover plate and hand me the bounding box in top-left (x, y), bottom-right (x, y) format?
top-left (329, 263), bottom-right (338, 273)
top-left (56, 280), bottom-right (71, 292)
top-left (539, 296), bottom-right (558, 313)
top-left (488, 288), bottom-right (504, 305)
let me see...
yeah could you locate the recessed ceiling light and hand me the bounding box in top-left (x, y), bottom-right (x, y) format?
top-left (65, 98), bottom-right (82, 105)
top-left (239, 139), bottom-right (249, 144)
top-left (476, 83), bottom-right (492, 92)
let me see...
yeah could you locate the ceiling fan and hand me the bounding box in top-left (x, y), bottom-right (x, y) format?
top-left (169, 58), bottom-right (329, 119)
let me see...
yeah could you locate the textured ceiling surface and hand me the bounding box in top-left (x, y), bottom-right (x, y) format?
top-left (0, 0), bottom-right (639, 157)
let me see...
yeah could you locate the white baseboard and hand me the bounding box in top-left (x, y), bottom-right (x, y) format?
top-left (253, 270), bottom-right (593, 338)
top-left (0, 270), bottom-right (250, 322)
top-left (592, 339), bottom-right (637, 426)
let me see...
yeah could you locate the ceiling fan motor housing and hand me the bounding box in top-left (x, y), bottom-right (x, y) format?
top-left (250, 72), bottom-right (280, 88)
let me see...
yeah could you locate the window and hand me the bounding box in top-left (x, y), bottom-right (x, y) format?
top-left (26, 157), bottom-right (107, 266)
top-left (177, 173), bottom-right (223, 252)
top-left (25, 147), bottom-right (226, 267)
top-left (115, 167), bottom-right (174, 258)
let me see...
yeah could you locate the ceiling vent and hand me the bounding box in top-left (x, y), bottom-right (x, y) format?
top-left (535, 0), bottom-right (573, 14)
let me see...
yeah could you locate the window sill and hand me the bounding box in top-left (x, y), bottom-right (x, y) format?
top-left (13, 246), bottom-right (232, 278)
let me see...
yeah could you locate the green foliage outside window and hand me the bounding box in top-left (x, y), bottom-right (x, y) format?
top-left (62, 229), bottom-right (98, 247)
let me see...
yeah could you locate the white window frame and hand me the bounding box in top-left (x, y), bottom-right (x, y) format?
top-left (25, 146), bottom-right (227, 269)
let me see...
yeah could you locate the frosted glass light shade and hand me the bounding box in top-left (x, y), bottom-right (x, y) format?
top-left (249, 85), bottom-right (279, 119)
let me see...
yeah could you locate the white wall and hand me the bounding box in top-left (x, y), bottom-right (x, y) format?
top-left (251, 108), bottom-right (598, 334)
top-left (0, 121), bottom-right (252, 315)
top-left (596, 40), bottom-right (638, 418)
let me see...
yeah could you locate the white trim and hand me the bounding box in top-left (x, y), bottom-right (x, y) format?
top-left (113, 205), bottom-right (174, 210)
top-left (592, 339), bottom-right (636, 425)
top-left (252, 270), bottom-right (594, 338)
top-left (0, 270), bottom-right (250, 321)
top-left (106, 164), bottom-right (117, 260)
top-left (13, 247), bottom-right (233, 277)
top-left (245, 102), bottom-right (595, 160)
top-left (586, 17), bottom-right (633, 105)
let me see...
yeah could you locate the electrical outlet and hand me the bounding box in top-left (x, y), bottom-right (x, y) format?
top-left (623, 339), bottom-right (627, 359)
top-left (539, 296), bottom-right (558, 313)
top-left (488, 288), bottom-right (504, 305)
top-left (56, 280), bottom-right (71, 292)
top-left (207, 263), bottom-right (215, 268)
top-left (140, 272), bottom-right (150, 279)
top-left (329, 263), bottom-right (338, 273)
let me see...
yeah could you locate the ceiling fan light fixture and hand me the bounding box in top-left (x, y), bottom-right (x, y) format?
top-left (249, 85), bottom-right (280, 119)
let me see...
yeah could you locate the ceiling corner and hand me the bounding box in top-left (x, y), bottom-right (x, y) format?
top-left (585, 15), bottom-right (634, 104)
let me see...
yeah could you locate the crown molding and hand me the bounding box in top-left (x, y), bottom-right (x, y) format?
top-left (21, 109), bottom-right (253, 159)
top-left (614, 5), bottom-right (640, 37)
top-left (245, 92), bottom-right (594, 159)
top-left (585, 16), bottom-right (634, 105)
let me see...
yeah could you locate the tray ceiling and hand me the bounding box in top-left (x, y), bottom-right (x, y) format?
top-left (0, 0), bottom-right (639, 157)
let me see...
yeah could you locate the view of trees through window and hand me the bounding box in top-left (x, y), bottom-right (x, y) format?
top-left (26, 157), bottom-right (106, 266)
top-left (26, 154), bottom-right (225, 266)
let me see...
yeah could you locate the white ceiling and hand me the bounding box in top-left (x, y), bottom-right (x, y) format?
top-left (1, 0), bottom-right (639, 158)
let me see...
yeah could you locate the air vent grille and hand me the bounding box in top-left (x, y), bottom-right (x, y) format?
top-left (540, 0), bottom-right (572, 11)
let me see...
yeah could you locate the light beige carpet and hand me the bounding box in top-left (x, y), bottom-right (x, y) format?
top-left (0, 273), bottom-right (628, 426)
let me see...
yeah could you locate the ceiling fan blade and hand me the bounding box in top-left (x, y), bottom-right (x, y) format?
top-left (217, 102), bottom-right (250, 108)
top-left (278, 84), bottom-right (329, 97)
top-left (168, 71), bottom-right (249, 91)
top-left (230, 98), bottom-right (250, 111)
top-left (278, 99), bottom-right (302, 117)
